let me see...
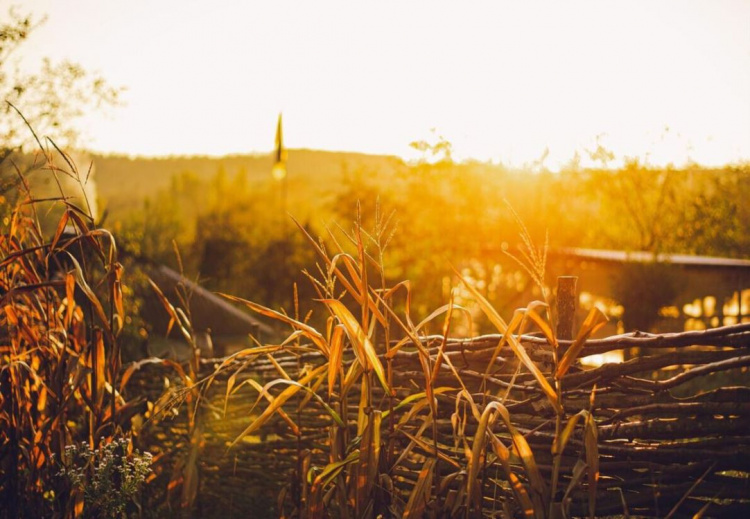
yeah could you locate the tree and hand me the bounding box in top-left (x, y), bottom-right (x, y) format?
top-left (0, 7), bottom-right (120, 154)
top-left (611, 262), bottom-right (679, 332)
top-left (0, 7), bottom-right (120, 230)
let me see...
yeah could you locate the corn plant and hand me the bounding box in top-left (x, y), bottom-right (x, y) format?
top-left (0, 117), bottom-right (138, 518)
top-left (140, 258), bottom-right (206, 515)
top-left (210, 203), bottom-right (610, 518)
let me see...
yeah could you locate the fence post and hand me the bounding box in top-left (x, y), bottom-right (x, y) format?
top-left (556, 276), bottom-right (578, 341)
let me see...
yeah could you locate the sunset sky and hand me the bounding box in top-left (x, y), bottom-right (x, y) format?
top-left (17, 0), bottom-right (750, 168)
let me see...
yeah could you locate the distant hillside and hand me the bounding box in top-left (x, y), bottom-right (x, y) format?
top-left (93, 149), bottom-right (406, 215)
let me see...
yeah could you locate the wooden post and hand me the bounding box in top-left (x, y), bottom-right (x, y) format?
top-left (557, 276), bottom-right (578, 341)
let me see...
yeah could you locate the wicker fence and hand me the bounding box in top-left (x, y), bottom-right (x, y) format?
top-left (127, 306), bottom-right (750, 517)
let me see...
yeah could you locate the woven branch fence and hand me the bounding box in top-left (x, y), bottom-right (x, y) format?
top-left (127, 311), bottom-right (750, 517)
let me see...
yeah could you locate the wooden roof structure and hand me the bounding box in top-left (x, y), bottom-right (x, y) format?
top-left (554, 247), bottom-right (750, 271)
top-left (147, 265), bottom-right (274, 340)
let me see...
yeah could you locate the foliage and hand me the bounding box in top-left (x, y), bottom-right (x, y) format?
top-left (57, 437), bottom-right (153, 519)
top-left (99, 143), bottom-right (750, 334)
top-left (0, 7), bottom-right (120, 153)
top-left (611, 261), bottom-right (679, 332)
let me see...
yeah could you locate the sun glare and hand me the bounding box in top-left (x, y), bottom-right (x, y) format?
top-left (16, 0), bottom-right (750, 166)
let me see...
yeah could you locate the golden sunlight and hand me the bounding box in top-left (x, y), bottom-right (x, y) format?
top-left (5, 2), bottom-right (750, 517)
top-left (19, 0), bottom-right (750, 167)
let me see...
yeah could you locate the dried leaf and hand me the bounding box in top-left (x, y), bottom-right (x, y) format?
top-left (322, 299), bottom-right (390, 395)
top-left (229, 364), bottom-right (330, 447)
top-left (455, 268), bottom-right (561, 414)
top-left (399, 429), bottom-right (461, 468)
top-left (148, 279), bottom-right (191, 342)
top-left (356, 410), bottom-right (381, 513)
top-left (65, 271), bottom-right (75, 327)
top-left (403, 457), bottom-right (436, 518)
top-left (219, 292), bottom-right (329, 355)
top-left (489, 435), bottom-right (535, 518)
top-left (64, 252), bottom-right (111, 335)
top-left (93, 329), bottom-right (106, 406)
top-left (557, 306), bottom-right (609, 378)
top-left (525, 300), bottom-right (558, 348)
top-left (328, 324), bottom-right (345, 398)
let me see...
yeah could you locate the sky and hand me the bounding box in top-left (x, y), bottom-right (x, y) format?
top-left (14, 0), bottom-right (750, 168)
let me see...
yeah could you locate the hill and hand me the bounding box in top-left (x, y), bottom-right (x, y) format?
top-left (93, 149), bottom-right (406, 216)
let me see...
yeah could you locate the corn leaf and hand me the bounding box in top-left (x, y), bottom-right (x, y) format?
top-left (230, 377), bottom-right (300, 435)
top-left (48, 209), bottom-right (69, 255)
top-left (219, 292), bottom-right (328, 355)
top-left (308, 449), bottom-right (359, 519)
top-left (148, 279), bottom-right (191, 343)
top-left (181, 444), bottom-right (199, 510)
top-left (93, 330), bottom-right (106, 406)
top-left (328, 324), bottom-right (345, 398)
top-left (312, 450), bottom-right (359, 494)
top-left (399, 429), bottom-right (461, 468)
top-left (414, 302), bottom-right (471, 334)
top-left (64, 252), bottom-right (111, 336)
top-left (341, 358), bottom-right (363, 397)
top-left (557, 305), bottom-right (609, 378)
top-left (293, 217), bottom-right (387, 325)
top-left (455, 268), bottom-right (561, 414)
top-left (383, 387), bottom-right (457, 419)
top-left (356, 410), bottom-right (381, 514)
top-left (488, 402), bottom-right (547, 512)
top-left (322, 299), bottom-right (390, 395)
top-left (489, 434), bottom-right (535, 518)
top-left (466, 403), bottom-right (496, 507)
top-left (525, 300), bottom-right (558, 348)
top-left (64, 271), bottom-right (75, 327)
top-left (108, 262), bottom-right (125, 333)
top-left (562, 459), bottom-right (589, 518)
top-left (118, 358), bottom-right (189, 394)
top-left (403, 457), bottom-right (436, 519)
top-left (551, 410), bottom-right (587, 457)
top-left (485, 308), bottom-right (524, 377)
top-left (230, 364), bottom-right (328, 447)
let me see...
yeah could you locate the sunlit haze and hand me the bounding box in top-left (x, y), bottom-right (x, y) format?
top-left (18, 0), bottom-right (750, 168)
